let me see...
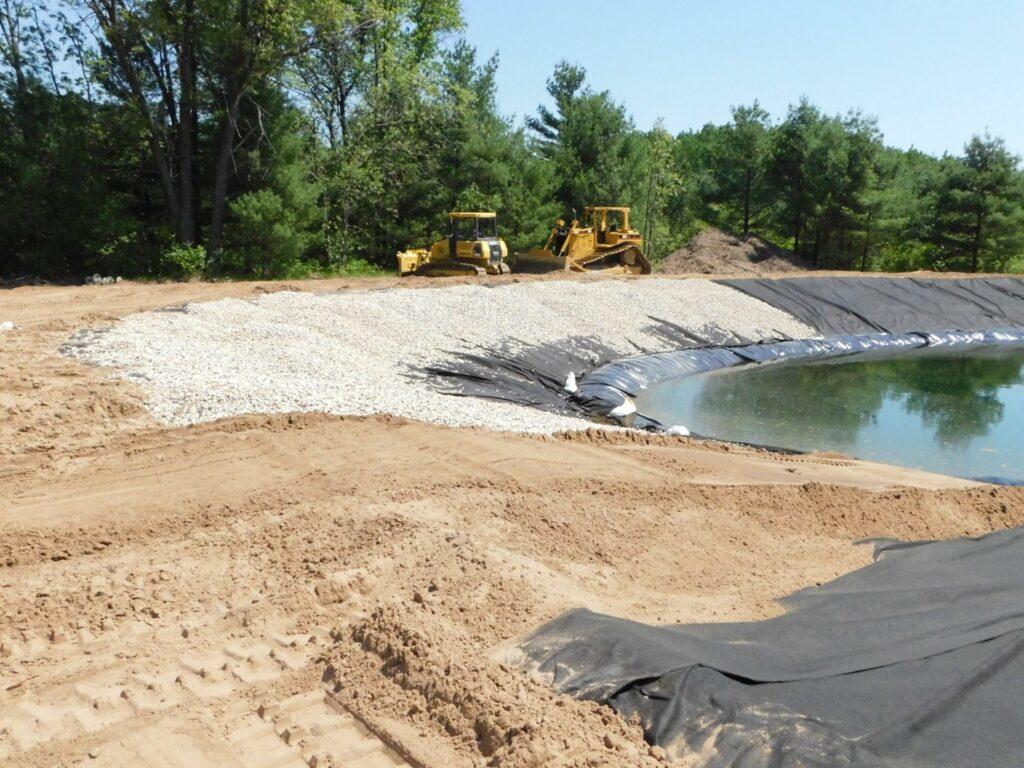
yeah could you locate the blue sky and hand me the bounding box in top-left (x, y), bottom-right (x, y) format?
top-left (461, 0), bottom-right (1024, 157)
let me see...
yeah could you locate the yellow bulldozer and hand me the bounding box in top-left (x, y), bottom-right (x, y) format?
top-left (513, 206), bottom-right (651, 275)
top-left (396, 211), bottom-right (511, 277)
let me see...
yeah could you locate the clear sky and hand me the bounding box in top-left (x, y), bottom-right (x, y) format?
top-left (461, 0), bottom-right (1024, 157)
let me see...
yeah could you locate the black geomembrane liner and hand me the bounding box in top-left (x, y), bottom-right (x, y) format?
top-left (721, 276), bottom-right (1024, 336)
top-left (523, 528), bottom-right (1024, 767)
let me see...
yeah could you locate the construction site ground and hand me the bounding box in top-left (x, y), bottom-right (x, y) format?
top-left (4, 275), bottom-right (1024, 768)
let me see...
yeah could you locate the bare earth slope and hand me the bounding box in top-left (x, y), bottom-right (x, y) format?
top-left (3, 277), bottom-right (1023, 768)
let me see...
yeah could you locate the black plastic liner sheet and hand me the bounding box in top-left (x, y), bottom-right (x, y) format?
top-left (720, 276), bottom-right (1024, 336)
top-left (575, 329), bottom-right (1024, 424)
top-left (523, 527), bottom-right (1024, 767)
top-left (422, 322), bottom-right (758, 421)
top-left (422, 336), bottom-right (619, 418)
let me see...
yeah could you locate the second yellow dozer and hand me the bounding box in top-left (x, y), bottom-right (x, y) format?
top-left (513, 206), bottom-right (652, 275)
top-left (396, 211), bottom-right (511, 277)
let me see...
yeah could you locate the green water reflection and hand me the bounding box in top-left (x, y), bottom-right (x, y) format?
top-left (637, 346), bottom-right (1024, 482)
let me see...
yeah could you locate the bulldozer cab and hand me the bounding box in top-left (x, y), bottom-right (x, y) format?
top-left (586, 206), bottom-right (632, 245)
top-left (449, 212), bottom-right (499, 242)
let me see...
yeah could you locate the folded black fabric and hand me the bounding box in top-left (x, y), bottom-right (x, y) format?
top-left (524, 527), bottom-right (1024, 767)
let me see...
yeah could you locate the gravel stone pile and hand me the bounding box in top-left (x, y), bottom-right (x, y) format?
top-left (69, 279), bottom-right (816, 433)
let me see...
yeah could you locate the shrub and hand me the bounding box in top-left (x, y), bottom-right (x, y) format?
top-left (160, 243), bottom-right (207, 278)
top-left (336, 258), bottom-right (385, 277)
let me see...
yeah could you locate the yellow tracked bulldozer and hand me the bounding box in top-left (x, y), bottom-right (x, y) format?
top-left (397, 211), bottom-right (511, 277)
top-left (513, 206), bottom-right (651, 275)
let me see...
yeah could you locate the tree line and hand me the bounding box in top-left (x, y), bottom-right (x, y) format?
top-left (2, 0), bottom-right (1023, 280)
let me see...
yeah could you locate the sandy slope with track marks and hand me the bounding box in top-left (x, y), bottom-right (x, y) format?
top-left (3, 276), bottom-right (1023, 767)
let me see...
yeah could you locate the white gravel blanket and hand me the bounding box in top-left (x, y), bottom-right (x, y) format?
top-left (68, 279), bottom-right (815, 433)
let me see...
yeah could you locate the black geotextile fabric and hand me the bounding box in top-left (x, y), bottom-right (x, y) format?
top-left (720, 276), bottom-right (1024, 336)
top-left (421, 322), bottom-right (756, 421)
top-left (523, 526), bottom-right (1024, 768)
top-left (420, 336), bottom-right (619, 418)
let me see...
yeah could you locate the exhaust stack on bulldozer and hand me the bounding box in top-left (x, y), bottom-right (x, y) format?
top-left (397, 211), bottom-right (511, 277)
top-left (513, 206), bottom-right (651, 275)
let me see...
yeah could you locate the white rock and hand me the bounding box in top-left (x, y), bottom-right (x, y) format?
top-left (0, 321), bottom-right (14, 332)
top-left (665, 425), bottom-right (691, 436)
top-left (563, 372), bottom-right (577, 393)
top-left (66, 280), bottom-right (814, 435)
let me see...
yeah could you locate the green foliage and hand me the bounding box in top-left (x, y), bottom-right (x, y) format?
top-left (675, 98), bottom-right (1024, 273)
top-left (225, 107), bottom-right (323, 277)
top-left (632, 120), bottom-right (689, 263)
top-left (278, 256), bottom-right (383, 279)
top-left (1, 0), bottom-right (1023, 279)
top-left (690, 102), bottom-right (772, 236)
top-left (0, 81), bottom-right (146, 277)
top-left (160, 242), bottom-right (207, 278)
top-left (758, 100), bottom-right (883, 266)
top-left (923, 135), bottom-right (1024, 272)
top-left (438, 43), bottom-right (558, 253)
top-left (333, 257), bottom-right (384, 277)
top-left (527, 61), bottom-right (643, 216)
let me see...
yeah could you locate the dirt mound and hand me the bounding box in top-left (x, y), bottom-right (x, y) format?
top-left (660, 227), bottom-right (813, 275)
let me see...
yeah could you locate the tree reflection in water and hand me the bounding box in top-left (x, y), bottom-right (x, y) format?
top-left (689, 347), bottom-right (1024, 451)
top-left (900, 354), bottom-right (1023, 446)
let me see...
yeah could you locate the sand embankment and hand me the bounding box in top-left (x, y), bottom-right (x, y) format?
top-left (2, 275), bottom-right (1021, 768)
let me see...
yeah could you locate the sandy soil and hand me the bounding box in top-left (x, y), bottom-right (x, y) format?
top-left (3, 276), bottom-right (1024, 768)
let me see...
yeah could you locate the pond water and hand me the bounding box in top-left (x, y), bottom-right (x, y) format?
top-left (636, 345), bottom-right (1024, 483)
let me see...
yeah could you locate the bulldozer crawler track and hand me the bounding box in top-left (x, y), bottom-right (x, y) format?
top-left (576, 242), bottom-right (651, 274)
top-left (413, 260), bottom-right (486, 277)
